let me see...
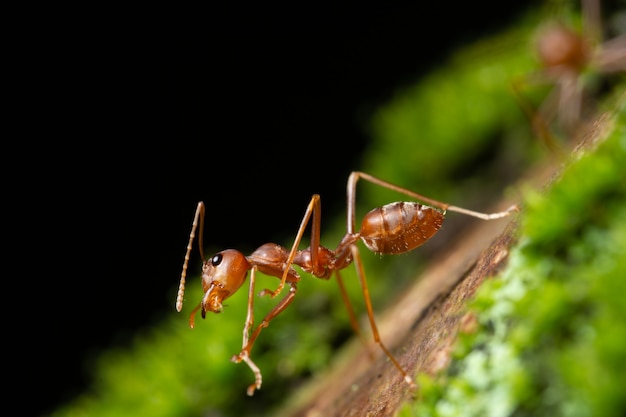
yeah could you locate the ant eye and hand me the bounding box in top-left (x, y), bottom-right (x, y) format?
top-left (211, 253), bottom-right (223, 266)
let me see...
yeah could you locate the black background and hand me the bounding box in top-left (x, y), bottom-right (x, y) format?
top-left (21, 3), bottom-right (542, 415)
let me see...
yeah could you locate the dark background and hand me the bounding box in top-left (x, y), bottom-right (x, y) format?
top-left (22, 3), bottom-right (543, 415)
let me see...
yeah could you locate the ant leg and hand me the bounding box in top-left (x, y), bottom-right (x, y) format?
top-left (237, 353), bottom-right (263, 397)
top-left (349, 243), bottom-right (416, 389)
top-left (242, 266), bottom-right (258, 352)
top-left (510, 75), bottom-right (566, 157)
top-left (260, 195), bottom-right (321, 298)
top-left (231, 266), bottom-right (263, 396)
top-left (187, 302), bottom-right (202, 328)
top-left (335, 269), bottom-right (375, 360)
top-left (347, 171), bottom-right (518, 227)
top-left (582, 0), bottom-right (602, 49)
top-left (232, 282), bottom-right (298, 395)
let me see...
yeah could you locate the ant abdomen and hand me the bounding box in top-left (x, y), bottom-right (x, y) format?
top-left (359, 202), bottom-right (445, 255)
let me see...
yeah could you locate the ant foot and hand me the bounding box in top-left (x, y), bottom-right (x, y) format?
top-left (258, 288), bottom-right (274, 297)
top-left (507, 204), bottom-right (521, 213)
top-left (246, 380), bottom-right (261, 396)
top-left (405, 375), bottom-right (418, 391)
top-left (258, 287), bottom-right (282, 298)
top-left (232, 351), bottom-right (263, 396)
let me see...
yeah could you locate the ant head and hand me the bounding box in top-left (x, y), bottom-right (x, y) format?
top-left (536, 22), bottom-right (589, 74)
top-left (200, 249), bottom-right (251, 314)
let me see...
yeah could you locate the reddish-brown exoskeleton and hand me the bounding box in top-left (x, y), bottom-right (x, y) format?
top-left (176, 171), bottom-right (518, 395)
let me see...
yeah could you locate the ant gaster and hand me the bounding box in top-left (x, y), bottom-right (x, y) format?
top-left (176, 171), bottom-right (518, 396)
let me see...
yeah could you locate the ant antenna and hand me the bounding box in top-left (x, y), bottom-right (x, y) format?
top-left (176, 202), bottom-right (205, 312)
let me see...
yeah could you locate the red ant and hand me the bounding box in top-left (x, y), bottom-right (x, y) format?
top-left (514, 0), bottom-right (625, 152)
top-left (176, 171), bottom-right (518, 396)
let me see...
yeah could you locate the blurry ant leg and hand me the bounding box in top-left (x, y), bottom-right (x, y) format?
top-left (510, 76), bottom-right (566, 157)
top-left (557, 73), bottom-right (585, 136)
top-left (582, 0), bottom-right (601, 47)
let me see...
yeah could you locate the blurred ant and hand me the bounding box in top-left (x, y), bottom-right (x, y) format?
top-left (176, 171), bottom-right (518, 395)
top-left (513, 0), bottom-right (625, 152)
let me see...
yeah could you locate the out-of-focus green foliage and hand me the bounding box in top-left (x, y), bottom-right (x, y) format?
top-left (399, 106), bottom-right (626, 417)
top-left (49, 7), bottom-right (585, 417)
top-left (362, 28), bottom-right (536, 202)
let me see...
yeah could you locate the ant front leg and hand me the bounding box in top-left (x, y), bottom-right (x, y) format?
top-left (231, 265), bottom-right (264, 396)
top-left (232, 278), bottom-right (299, 396)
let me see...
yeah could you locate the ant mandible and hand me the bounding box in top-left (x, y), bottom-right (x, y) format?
top-left (176, 171), bottom-right (518, 396)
